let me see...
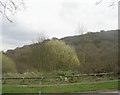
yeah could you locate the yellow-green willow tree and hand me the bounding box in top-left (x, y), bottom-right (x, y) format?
top-left (31, 39), bottom-right (80, 72)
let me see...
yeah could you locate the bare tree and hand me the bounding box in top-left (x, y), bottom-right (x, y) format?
top-left (0, 0), bottom-right (25, 22)
top-left (75, 24), bottom-right (87, 35)
top-left (37, 32), bottom-right (49, 43)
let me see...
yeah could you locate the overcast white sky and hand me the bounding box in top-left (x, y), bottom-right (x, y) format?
top-left (0, 0), bottom-right (119, 51)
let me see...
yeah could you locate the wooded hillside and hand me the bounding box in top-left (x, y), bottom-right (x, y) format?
top-left (4, 30), bottom-right (118, 74)
top-left (62, 30), bottom-right (118, 73)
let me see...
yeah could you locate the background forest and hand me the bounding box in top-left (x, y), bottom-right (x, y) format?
top-left (2, 29), bottom-right (118, 74)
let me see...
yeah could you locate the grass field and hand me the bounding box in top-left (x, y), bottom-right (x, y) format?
top-left (2, 80), bottom-right (119, 93)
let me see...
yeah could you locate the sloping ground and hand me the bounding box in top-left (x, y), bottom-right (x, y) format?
top-left (62, 30), bottom-right (118, 73)
top-left (5, 30), bottom-right (118, 73)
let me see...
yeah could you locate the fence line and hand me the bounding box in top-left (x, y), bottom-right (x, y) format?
top-left (1, 72), bottom-right (117, 80)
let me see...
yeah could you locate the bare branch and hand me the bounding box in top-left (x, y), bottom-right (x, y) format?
top-left (10, 0), bottom-right (17, 10)
top-left (0, 1), bottom-right (5, 8)
top-left (0, 11), bottom-right (2, 14)
top-left (4, 3), bottom-right (12, 22)
top-left (4, 13), bottom-right (12, 23)
top-left (108, 0), bottom-right (115, 7)
top-left (0, 0), bottom-right (24, 22)
top-left (96, 0), bottom-right (103, 5)
top-left (95, 0), bottom-right (117, 7)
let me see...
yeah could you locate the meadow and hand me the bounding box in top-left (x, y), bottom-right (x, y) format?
top-left (3, 80), bottom-right (119, 93)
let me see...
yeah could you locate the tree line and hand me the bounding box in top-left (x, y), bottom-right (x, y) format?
top-left (2, 39), bottom-right (80, 73)
top-left (2, 30), bottom-right (118, 74)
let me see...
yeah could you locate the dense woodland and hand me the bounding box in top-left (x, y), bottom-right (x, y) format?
top-left (62, 30), bottom-right (118, 74)
top-left (2, 30), bottom-right (119, 74)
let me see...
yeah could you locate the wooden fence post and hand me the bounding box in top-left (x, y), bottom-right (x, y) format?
top-left (3, 78), bottom-right (6, 84)
top-left (22, 77), bottom-right (24, 84)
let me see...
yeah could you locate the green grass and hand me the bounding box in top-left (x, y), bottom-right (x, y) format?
top-left (2, 80), bottom-right (119, 93)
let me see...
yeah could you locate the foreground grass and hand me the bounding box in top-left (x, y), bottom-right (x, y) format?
top-left (2, 80), bottom-right (119, 93)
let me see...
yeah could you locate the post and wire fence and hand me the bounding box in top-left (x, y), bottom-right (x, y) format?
top-left (1, 72), bottom-right (119, 85)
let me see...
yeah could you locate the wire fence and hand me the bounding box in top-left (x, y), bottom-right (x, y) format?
top-left (1, 72), bottom-right (119, 85)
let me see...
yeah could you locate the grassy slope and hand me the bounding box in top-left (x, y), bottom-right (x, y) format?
top-left (2, 80), bottom-right (119, 93)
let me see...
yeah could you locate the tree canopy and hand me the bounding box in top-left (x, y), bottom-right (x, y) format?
top-left (5, 39), bottom-right (80, 73)
top-left (30, 39), bottom-right (80, 72)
